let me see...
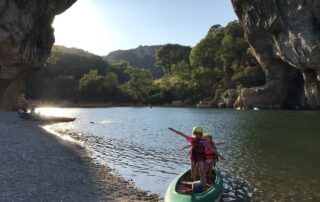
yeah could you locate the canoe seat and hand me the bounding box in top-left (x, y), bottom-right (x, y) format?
top-left (176, 184), bottom-right (192, 194)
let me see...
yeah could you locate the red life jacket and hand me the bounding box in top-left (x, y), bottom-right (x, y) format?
top-left (191, 138), bottom-right (205, 161)
top-left (205, 142), bottom-right (218, 160)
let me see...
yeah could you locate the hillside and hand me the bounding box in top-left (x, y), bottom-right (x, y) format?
top-left (104, 45), bottom-right (164, 78)
top-left (47, 45), bottom-right (109, 79)
top-left (26, 45), bottom-right (111, 100)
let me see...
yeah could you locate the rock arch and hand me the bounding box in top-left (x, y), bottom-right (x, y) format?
top-left (0, 0), bottom-right (76, 110)
top-left (232, 0), bottom-right (320, 109)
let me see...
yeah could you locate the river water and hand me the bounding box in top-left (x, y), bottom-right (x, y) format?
top-left (38, 107), bottom-right (320, 201)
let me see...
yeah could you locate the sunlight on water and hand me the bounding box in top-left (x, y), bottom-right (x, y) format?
top-left (35, 107), bottom-right (77, 117)
top-left (43, 125), bottom-right (83, 145)
top-left (98, 120), bottom-right (112, 124)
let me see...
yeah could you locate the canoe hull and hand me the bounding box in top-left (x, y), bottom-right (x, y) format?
top-left (165, 167), bottom-right (223, 202)
top-left (17, 111), bottom-right (76, 122)
top-left (32, 116), bottom-right (76, 122)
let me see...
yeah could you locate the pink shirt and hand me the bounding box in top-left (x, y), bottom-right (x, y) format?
top-left (185, 135), bottom-right (210, 149)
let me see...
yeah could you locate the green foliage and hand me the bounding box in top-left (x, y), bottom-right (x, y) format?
top-left (232, 65), bottom-right (266, 87)
top-left (208, 25), bottom-right (223, 33)
top-left (26, 21), bottom-right (266, 106)
top-left (172, 60), bottom-right (192, 78)
top-left (79, 70), bottom-right (119, 101)
top-left (51, 75), bottom-right (78, 100)
top-left (122, 68), bottom-right (153, 101)
top-left (26, 72), bottom-right (56, 100)
top-left (224, 21), bottom-right (244, 39)
top-left (46, 48), bottom-right (59, 65)
top-left (104, 45), bottom-right (164, 78)
top-left (148, 76), bottom-right (192, 103)
top-left (108, 60), bottom-right (131, 84)
top-left (190, 67), bottom-right (223, 98)
top-left (190, 25), bottom-right (224, 69)
top-left (190, 21), bottom-right (265, 90)
top-left (45, 45), bottom-right (110, 79)
top-left (155, 44), bottom-right (191, 75)
top-left (160, 76), bottom-right (191, 100)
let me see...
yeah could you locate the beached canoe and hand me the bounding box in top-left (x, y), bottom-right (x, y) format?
top-left (165, 167), bottom-right (223, 202)
top-left (17, 111), bottom-right (76, 122)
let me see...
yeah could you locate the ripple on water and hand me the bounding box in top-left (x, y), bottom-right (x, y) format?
top-left (49, 126), bottom-right (252, 200)
top-left (45, 108), bottom-right (320, 201)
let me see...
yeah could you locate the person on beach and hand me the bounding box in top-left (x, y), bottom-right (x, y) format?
top-left (168, 127), bottom-right (207, 187)
top-left (17, 93), bottom-right (31, 112)
top-left (17, 93), bottom-right (36, 119)
top-left (203, 132), bottom-right (225, 182)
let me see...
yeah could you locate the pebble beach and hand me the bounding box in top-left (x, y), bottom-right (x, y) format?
top-left (0, 112), bottom-right (160, 201)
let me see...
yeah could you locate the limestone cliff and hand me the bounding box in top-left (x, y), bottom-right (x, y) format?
top-left (232, 0), bottom-right (320, 109)
top-left (0, 0), bottom-right (76, 111)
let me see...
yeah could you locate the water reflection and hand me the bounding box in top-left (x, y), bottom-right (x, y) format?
top-left (220, 110), bottom-right (320, 201)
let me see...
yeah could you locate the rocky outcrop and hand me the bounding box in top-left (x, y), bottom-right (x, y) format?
top-left (232, 0), bottom-right (320, 109)
top-left (0, 0), bottom-right (76, 111)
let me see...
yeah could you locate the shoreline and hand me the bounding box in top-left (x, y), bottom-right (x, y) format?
top-left (30, 100), bottom-right (195, 108)
top-left (0, 112), bottom-right (160, 201)
top-left (30, 100), bottom-right (318, 110)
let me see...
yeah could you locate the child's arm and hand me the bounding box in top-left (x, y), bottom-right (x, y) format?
top-left (168, 127), bottom-right (188, 138)
top-left (181, 145), bottom-right (191, 151)
top-left (214, 140), bottom-right (225, 146)
top-left (207, 147), bottom-right (226, 160)
top-left (217, 152), bottom-right (225, 160)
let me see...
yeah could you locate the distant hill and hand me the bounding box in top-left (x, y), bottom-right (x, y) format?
top-left (104, 45), bottom-right (164, 78)
top-left (26, 45), bottom-right (112, 99)
top-left (44, 45), bottom-right (110, 79)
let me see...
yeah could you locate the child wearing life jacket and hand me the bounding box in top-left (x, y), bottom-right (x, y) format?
top-left (203, 132), bottom-right (225, 182)
top-left (168, 127), bottom-right (207, 187)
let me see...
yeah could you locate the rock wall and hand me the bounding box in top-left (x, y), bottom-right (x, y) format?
top-left (232, 0), bottom-right (320, 109)
top-left (0, 0), bottom-right (76, 111)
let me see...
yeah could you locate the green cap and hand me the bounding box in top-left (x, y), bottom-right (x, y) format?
top-left (192, 126), bottom-right (203, 134)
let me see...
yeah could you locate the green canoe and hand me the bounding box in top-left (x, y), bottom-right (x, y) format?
top-left (165, 167), bottom-right (223, 202)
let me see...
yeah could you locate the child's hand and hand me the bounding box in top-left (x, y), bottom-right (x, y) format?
top-left (181, 145), bottom-right (191, 151)
top-left (168, 127), bottom-right (177, 132)
top-left (215, 140), bottom-right (225, 145)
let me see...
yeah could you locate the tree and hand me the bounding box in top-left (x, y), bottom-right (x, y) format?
top-left (190, 25), bottom-right (224, 69)
top-left (190, 67), bottom-right (223, 98)
top-left (224, 20), bottom-right (244, 39)
top-left (109, 60), bottom-right (131, 84)
top-left (232, 65), bottom-right (266, 87)
top-left (52, 75), bottom-right (78, 100)
top-left (220, 34), bottom-right (236, 86)
top-left (172, 60), bottom-right (192, 78)
top-left (44, 45), bottom-right (110, 80)
top-left (122, 68), bottom-right (153, 101)
top-left (155, 44), bottom-right (191, 75)
top-left (79, 70), bottom-right (119, 101)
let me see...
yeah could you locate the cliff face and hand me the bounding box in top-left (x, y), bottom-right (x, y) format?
top-left (0, 0), bottom-right (76, 111)
top-left (232, 0), bottom-right (320, 109)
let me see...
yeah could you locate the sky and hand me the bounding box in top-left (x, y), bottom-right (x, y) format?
top-left (53, 0), bottom-right (237, 56)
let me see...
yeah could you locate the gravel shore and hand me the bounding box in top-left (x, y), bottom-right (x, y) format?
top-left (0, 112), bottom-right (160, 201)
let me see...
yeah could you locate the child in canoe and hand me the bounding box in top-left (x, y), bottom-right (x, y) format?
top-left (168, 127), bottom-right (209, 187)
top-left (203, 132), bottom-right (225, 182)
